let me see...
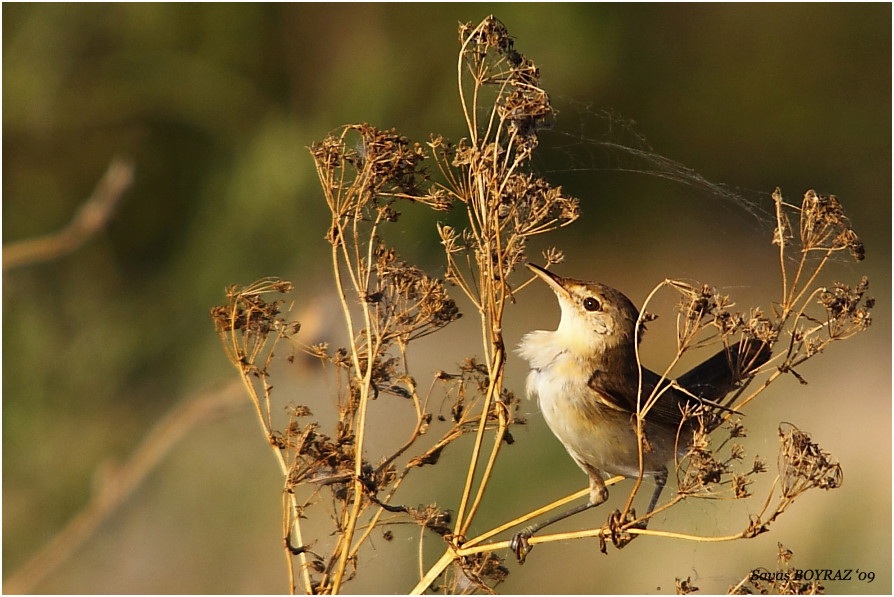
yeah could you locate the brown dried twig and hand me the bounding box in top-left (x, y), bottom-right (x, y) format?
top-left (4, 157), bottom-right (134, 271)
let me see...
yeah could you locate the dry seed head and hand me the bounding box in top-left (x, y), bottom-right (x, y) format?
top-left (453, 552), bottom-right (509, 593)
top-left (744, 307), bottom-right (778, 344)
top-left (675, 576), bottom-right (699, 595)
top-left (346, 125), bottom-right (428, 197)
top-left (777, 542), bottom-right (794, 567)
top-left (751, 455), bottom-right (767, 475)
top-left (372, 244), bottom-right (461, 343)
top-left (541, 246), bottom-right (565, 266)
top-left (778, 423), bottom-right (843, 498)
top-left (799, 189), bottom-right (865, 261)
top-left (818, 276), bottom-right (873, 335)
top-left (727, 419), bottom-right (747, 439)
top-left (211, 279), bottom-right (297, 352)
top-left (731, 473), bottom-right (751, 498)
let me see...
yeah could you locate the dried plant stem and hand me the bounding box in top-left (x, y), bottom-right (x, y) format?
top-left (348, 472), bottom-right (411, 561)
top-left (786, 252), bottom-right (831, 318)
top-left (461, 504), bottom-right (760, 554)
top-left (457, 349), bottom-right (509, 538)
top-left (610, 527), bottom-right (747, 543)
top-left (417, 481), bottom-right (634, 590)
top-left (464, 483), bottom-right (613, 549)
top-left (725, 373), bottom-right (779, 421)
top-left (410, 17), bottom-right (581, 590)
top-left (446, 505), bottom-right (748, 565)
top-left (454, 354), bottom-right (504, 536)
top-left (775, 191), bottom-right (791, 306)
top-left (411, 550), bottom-right (456, 595)
top-left (623, 280), bottom-right (682, 521)
top-left (327, 244), bottom-right (372, 594)
top-left (215, 279), bottom-right (314, 594)
top-left (234, 357), bottom-right (313, 594)
top-left (453, 307), bottom-right (511, 536)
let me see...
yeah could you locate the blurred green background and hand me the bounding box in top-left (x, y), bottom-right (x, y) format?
top-left (4, 4), bottom-right (890, 594)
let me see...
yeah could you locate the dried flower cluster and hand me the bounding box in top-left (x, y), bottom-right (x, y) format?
top-left (676, 418), bottom-right (764, 500)
top-left (425, 16), bottom-right (579, 315)
top-left (457, 17), bottom-right (551, 159)
top-left (790, 189), bottom-right (864, 262)
top-left (672, 282), bottom-right (778, 350)
top-left (778, 423), bottom-right (843, 498)
top-left (211, 278), bottom-right (297, 430)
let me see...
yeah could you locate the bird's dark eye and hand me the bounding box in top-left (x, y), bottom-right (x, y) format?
top-left (583, 297), bottom-right (601, 312)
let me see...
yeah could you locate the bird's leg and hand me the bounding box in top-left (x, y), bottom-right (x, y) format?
top-left (604, 467), bottom-right (669, 551)
top-left (645, 467), bottom-right (667, 518)
top-left (510, 465), bottom-right (608, 563)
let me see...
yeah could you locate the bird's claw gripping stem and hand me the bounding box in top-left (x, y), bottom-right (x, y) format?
top-left (509, 526), bottom-right (535, 564)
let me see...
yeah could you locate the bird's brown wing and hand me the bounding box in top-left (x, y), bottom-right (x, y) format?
top-left (676, 339), bottom-right (771, 405)
top-left (588, 339), bottom-right (771, 431)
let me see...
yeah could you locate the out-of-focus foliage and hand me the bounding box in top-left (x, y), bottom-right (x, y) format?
top-left (3, 4), bottom-right (890, 593)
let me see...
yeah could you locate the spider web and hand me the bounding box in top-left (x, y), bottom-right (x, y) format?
top-left (535, 97), bottom-right (777, 233)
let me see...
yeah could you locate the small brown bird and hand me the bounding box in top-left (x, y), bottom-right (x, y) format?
top-left (511, 263), bottom-right (769, 561)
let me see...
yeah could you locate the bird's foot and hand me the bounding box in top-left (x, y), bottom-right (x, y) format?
top-left (509, 526), bottom-right (535, 564)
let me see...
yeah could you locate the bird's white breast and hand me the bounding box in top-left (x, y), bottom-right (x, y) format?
top-left (518, 329), bottom-right (667, 478)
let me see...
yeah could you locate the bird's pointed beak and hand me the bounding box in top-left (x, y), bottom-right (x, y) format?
top-left (526, 263), bottom-right (570, 298)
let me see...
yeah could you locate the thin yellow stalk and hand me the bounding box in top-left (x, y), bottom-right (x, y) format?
top-left (224, 297), bottom-right (313, 594)
top-left (348, 473), bottom-right (409, 561)
top-left (410, 549), bottom-right (456, 595)
top-left (452, 368), bottom-right (499, 536)
top-left (463, 486), bottom-right (594, 549)
top-left (458, 216), bottom-right (513, 534)
top-left (786, 251), bottom-right (832, 313)
top-left (330, 234), bottom-right (382, 592)
top-left (458, 351), bottom-right (507, 537)
top-left (774, 189), bottom-right (790, 307)
top-left (326, 225), bottom-right (366, 592)
top-left (623, 280), bottom-right (673, 517)
top-left (457, 30), bottom-right (476, 144)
